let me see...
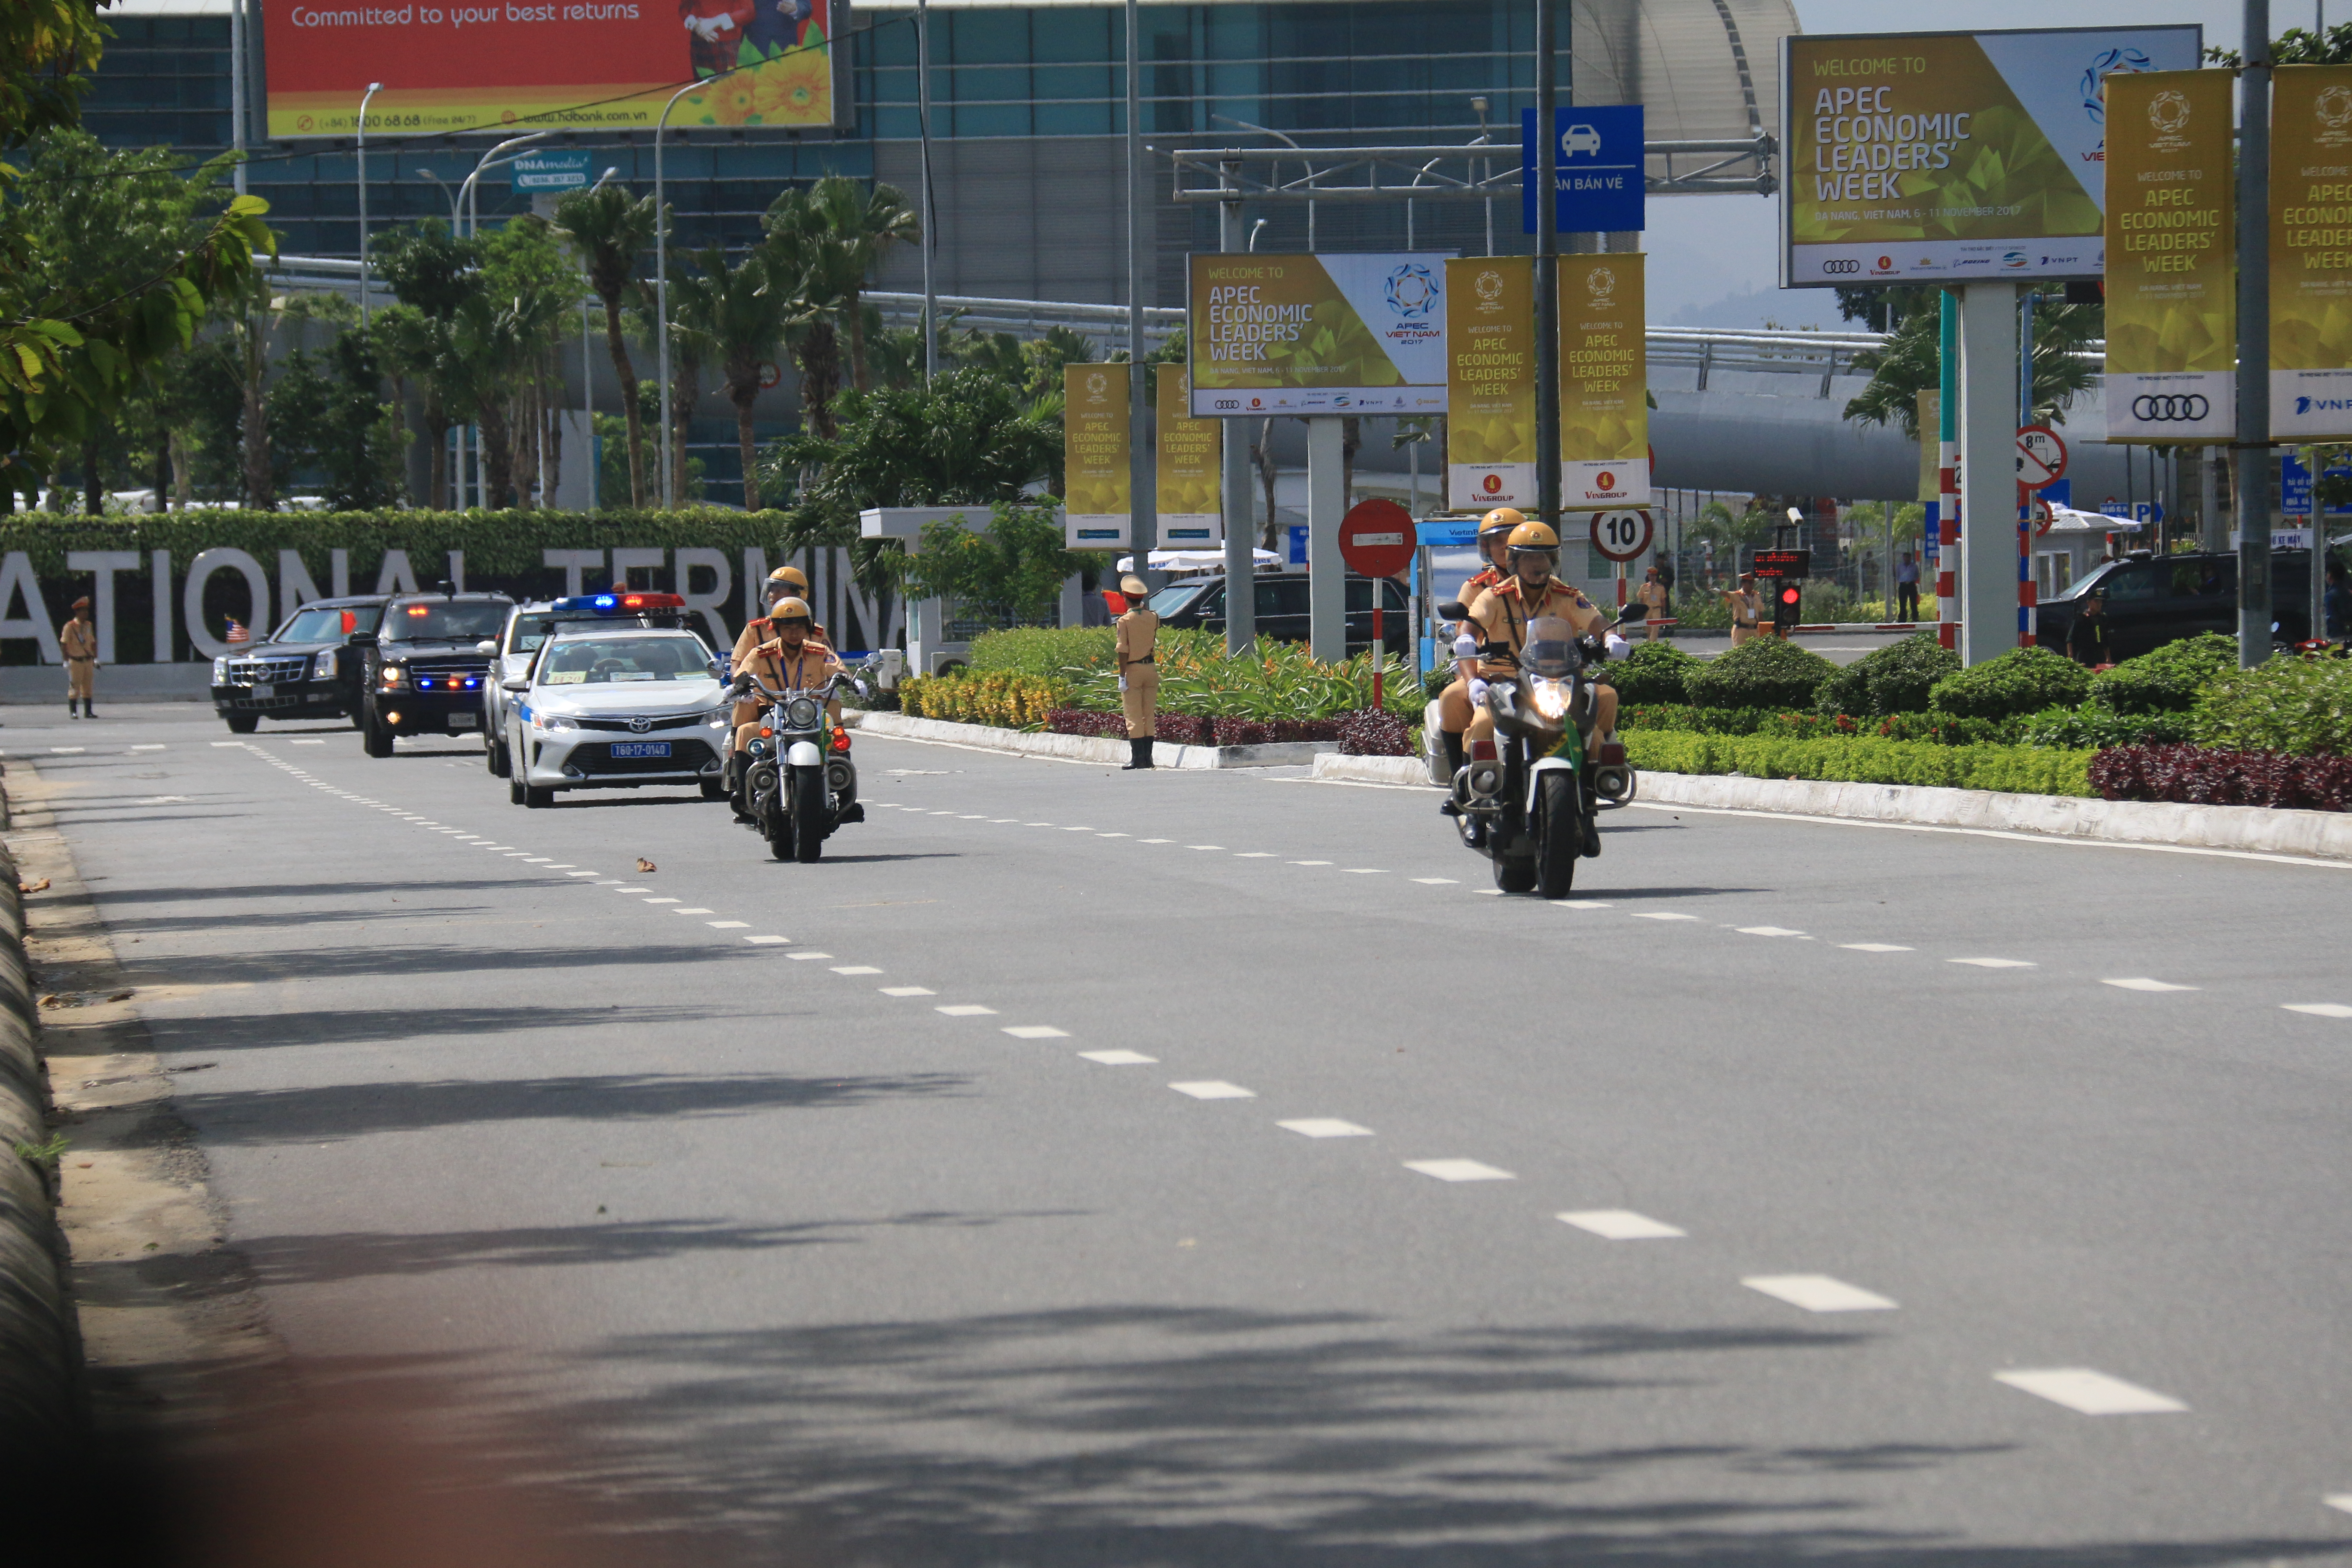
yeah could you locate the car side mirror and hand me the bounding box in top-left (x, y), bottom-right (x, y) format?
top-left (1438, 600), bottom-right (1469, 620)
top-left (501, 677), bottom-right (530, 693)
top-left (475, 640), bottom-right (498, 655)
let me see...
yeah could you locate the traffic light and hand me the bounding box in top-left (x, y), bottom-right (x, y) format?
top-left (1773, 582), bottom-right (1803, 635)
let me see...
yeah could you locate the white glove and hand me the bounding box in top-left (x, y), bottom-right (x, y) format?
top-left (1467, 678), bottom-right (1489, 704)
top-left (1604, 634), bottom-right (1630, 659)
top-left (1118, 675), bottom-right (1128, 692)
top-left (1452, 632), bottom-right (1479, 660)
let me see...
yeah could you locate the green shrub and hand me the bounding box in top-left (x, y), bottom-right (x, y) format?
top-left (2018, 703), bottom-right (2194, 749)
top-left (1607, 640), bottom-right (1699, 704)
top-left (1622, 731), bottom-right (2094, 796)
top-left (1819, 632), bottom-right (1962, 717)
top-left (2090, 632), bottom-right (2237, 715)
top-left (1927, 646), bottom-right (2091, 720)
top-left (1681, 636), bottom-right (1837, 710)
top-left (1671, 590), bottom-right (1732, 629)
top-left (968, 625), bottom-right (1117, 677)
top-left (2191, 655), bottom-right (2352, 756)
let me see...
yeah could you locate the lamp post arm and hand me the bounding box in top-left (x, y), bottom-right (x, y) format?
top-left (653, 64), bottom-right (753, 507)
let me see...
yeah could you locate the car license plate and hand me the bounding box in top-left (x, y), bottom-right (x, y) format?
top-left (611, 741), bottom-right (670, 758)
top-left (448, 712), bottom-right (477, 729)
top-left (251, 683), bottom-right (273, 698)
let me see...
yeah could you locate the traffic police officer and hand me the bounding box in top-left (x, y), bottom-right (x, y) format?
top-left (726, 567), bottom-right (827, 795)
top-left (1114, 573), bottom-right (1159, 770)
top-left (731, 595), bottom-right (844, 762)
top-left (61, 596), bottom-right (98, 718)
top-left (1434, 508), bottom-right (1525, 780)
top-left (1462, 520), bottom-right (1624, 752)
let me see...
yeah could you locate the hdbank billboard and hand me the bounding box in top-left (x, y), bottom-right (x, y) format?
top-left (260, 0), bottom-right (847, 137)
top-left (1187, 253), bottom-right (1451, 417)
top-left (1781, 25), bottom-right (2202, 287)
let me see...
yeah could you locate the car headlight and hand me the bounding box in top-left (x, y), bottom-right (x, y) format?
top-left (533, 712), bottom-right (577, 732)
top-left (1531, 679), bottom-right (1569, 720)
top-left (312, 649), bottom-right (338, 680)
top-left (211, 657), bottom-right (228, 683)
top-left (378, 663), bottom-right (408, 689)
top-left (702, 706), bottom-right (731, 726)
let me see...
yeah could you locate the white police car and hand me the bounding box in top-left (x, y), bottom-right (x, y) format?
top-left (480, 591), bottom-right (705, 778)
top-left (500, 622), bottom-right (732, 808)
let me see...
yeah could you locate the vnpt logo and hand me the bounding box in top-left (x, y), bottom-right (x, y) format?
top-left (2297, 395), bottom-right (2352, 413)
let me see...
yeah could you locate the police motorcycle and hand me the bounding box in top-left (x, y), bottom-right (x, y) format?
top-left (1437, 603), bottom-right (1636, 897)
top-left (730, 666), bottom-right (867, 863)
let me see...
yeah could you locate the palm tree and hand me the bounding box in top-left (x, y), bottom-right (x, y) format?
top-left (669, 245), bottom-right (806, 511)
top-left (552, 184), bottom-right (658, 508)
top-left (763, 175), bottom-right (920, 411)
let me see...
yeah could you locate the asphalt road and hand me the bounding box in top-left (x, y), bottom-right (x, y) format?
top-left (16, 701), bottom-right (2352, 1566)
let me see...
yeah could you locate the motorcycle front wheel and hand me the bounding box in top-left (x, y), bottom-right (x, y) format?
top-left (1534, 770), bottom-right (1579, 898)
top-left (791, 767), bottom-right (827, 863)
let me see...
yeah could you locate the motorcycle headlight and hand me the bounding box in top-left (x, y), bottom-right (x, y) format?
top-left (211, 657), bottom-right (228, 683)
top-left (784, 696), bottom-right (821, 730)
top-left (312, 649), bottom-right (338, 680)
top-left (1531, 678), bottom-right (1569, 720)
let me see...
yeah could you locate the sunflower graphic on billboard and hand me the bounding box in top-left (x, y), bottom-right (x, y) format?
top-left (682, 0), bottom-right (835, 128)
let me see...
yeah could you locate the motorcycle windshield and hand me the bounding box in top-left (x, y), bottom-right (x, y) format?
top-left (1524, 616), bottom-right (1581, 678)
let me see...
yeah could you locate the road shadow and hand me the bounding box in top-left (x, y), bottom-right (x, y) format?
top-left (141, 1001), bottom-right (738, 1056)
top-left (118, 940), bottom-right (772, 989)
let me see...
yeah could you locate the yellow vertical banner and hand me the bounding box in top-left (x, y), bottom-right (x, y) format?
top-left (2271, 64), bottom-right (2352, 438)
top-left (1557, 253), bottom-right (1648, 508)
top-left (1154, 364), bottom-right (1222, 546)
top-left (1444, 257), bottom-right (1536, 509)
top-left (2104, 69), bottom-right (2235, 443)
top-left (1063, 363), bottom-right (1131, 548)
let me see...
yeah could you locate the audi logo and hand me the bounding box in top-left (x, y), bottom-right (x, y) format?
top-left (1822, 259), bottom-right (1862, 275)
top-left (2131, 395), bottom-right (2211, 421)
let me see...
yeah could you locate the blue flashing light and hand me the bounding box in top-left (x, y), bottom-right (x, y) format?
top-left (549, 591), bottom-right (687, 615)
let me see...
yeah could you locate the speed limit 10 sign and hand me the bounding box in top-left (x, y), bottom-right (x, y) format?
top-left (1589, 509), bottom-right (1654, 562)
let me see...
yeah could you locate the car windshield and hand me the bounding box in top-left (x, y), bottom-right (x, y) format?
top-left (508, 614), bottom-right (556, 653)
top-left (1147, 582), bottom-right (1208, 617)
top-left (2049, 561), bottom-right (2121, 603)
top-left (383, 600), bottom-right (510, 641)
top-left (274, 604), bottom-right (380, 643)
top-left (538, 637), bottom-right (711, 686)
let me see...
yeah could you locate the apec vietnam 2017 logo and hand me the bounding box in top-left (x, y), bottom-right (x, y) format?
top-left (1385, 263), bottom-right (1439, 319)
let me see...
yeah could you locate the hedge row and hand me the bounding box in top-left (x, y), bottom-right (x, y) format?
top-left (1621, 731), bottom-right (2096, 797)
top-left (2089, 744), bottom-right (2352, 811)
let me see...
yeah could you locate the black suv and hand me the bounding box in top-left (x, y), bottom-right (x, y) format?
top-left (211, 595), bottom-right (391, 733)
top-left (360, 591), bottom-right (514, 757)
top-left (1145, 573), bottom-right (1410, 655)
top-left (2035, 550), bottom-right (2331, 661)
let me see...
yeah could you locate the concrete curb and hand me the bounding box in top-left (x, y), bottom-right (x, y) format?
top-left (1305, 753), bottom-right (2352, 861)
top-left (843, 709), bottom-right (1337, 769)
top-left (0, 778), bottom-right (81, 1461)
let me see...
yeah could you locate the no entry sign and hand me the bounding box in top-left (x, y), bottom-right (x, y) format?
top-left (1338, 499), bottom-right (1415, 578)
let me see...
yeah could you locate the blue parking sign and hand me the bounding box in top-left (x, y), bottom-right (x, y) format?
top-left (1522, 105), bottom-right (1644, 234)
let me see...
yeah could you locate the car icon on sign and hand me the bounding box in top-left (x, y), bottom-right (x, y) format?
top-left (1562, 123), bottom-right (1603, 157)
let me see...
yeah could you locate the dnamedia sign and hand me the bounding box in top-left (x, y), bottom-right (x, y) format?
top-left (1780, 25), bottom-right (2202, 287)
top-left (1187, 253), bottom-right (1451, 417)
top-left (2103, 69), bottom-right (2235, 444)
top-left (259, 0), bottom-right (848, 138)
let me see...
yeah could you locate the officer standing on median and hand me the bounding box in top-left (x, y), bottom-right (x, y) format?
top-left (61, 596), bottom-right (98, 718)
top-left (1115, 573), bottom-right (1158, 770)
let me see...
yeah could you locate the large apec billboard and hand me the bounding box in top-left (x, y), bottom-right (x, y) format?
top-left (260, 0), bottom-right (847, 138)
top-left (1781, 25), bottom-right (2202, 287)
top-left (1187, 253), bottom-right (1451, 417)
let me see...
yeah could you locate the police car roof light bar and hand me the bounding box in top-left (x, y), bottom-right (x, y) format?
top-left (550, 592), bottom-right (688, 614)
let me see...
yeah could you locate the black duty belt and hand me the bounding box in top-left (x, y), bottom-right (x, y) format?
top-left (1129, 656), bottom-right (1155, 664)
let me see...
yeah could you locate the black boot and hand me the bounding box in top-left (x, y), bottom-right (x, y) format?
top-left (67, 698), bottom-right (78, 719)
top-left (81, 704), bottom-right (95, 719)
top-left (1122, 736), bottom-right (1154, 770)
top-left (1437, 730), bottom-right (1465, 816)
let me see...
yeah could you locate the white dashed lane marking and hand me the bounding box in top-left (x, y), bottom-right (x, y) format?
top-left (1841, 943), bottom-right (1913, 952)
top-left (1411, 877), bottom-right (1457, 885)
top-left (1079, 1049), bottom-right (1156, 1066)
top-left (1558, 1210), bottom-right (1686, 1240)
top-left (2283, 1003), bottom-right (2352, 1018)
top-left (2323, 1496), bottom-right (2352, 1516)
top-left (1001, 1025), bottom-right (1069, 1039)
top-left (1629, 912), bottom-right (1700, 922)
top-left (1277, 1118), bottom-right (1372, 1139)
top-left (879, 987), bottom-right (935, 998)
top-left (1736, 926), bottom-right (1809, 939)
top-left (707, 921), bottom-right (748, 929)
top-left (1743, 1274), bottom-right (1897, 1313)
top-left (643, 897), bottom-right (680, 905)
top-left (1994, 1369), bottom-right (2187, 1415)
top-left (1403, 1159), bottom-right (1514, 1183)
top-left (935, 1004), bottom-right (997, 1017)
top-left (1170, 1081), bottom-right (1256, 1100)
top-left (1950, 957), bottom-right (2035, 968)
top-left (786, 952), bottom-right (834, 962)
top-left (671, 907), bottom-right (714, 915)
top-left (2103, 977), bottom-right (2198, 992)
top-left (744, 935), bottom-right (790, 945)
top-left (832, 965), bottom-right (884, 976)
top-left (1287, 861), bottom-right (1333, 867)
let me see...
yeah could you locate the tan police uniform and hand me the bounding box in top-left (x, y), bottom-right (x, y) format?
top-left (1463, 574), bottom-right (1617, 744)
top-left (1724, 584), bottom-right (1761, 646)
top-left (730, 613), bottom-right (827, 734)
top-left (1638, 573), bottom-right (1669, 640)
top-left (1115, 604), bottom-right (1159, 740)
top-left (60, 609), bottom-right (98, 709)
top-left (732, 634), bottom-right (844, 756)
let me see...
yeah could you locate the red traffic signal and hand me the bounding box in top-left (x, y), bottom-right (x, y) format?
top-left (1780, 586), bottom-right (1801, 605)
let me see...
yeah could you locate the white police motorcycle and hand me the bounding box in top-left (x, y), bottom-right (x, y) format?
top-left (732, 666), bottom-right (865, 863)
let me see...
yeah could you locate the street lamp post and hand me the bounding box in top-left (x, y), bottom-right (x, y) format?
top-left (657, 64), bottom-right (757, 509)
top-left (918, 0), bottom-right (938, 380)
top-left (1214, 113), bottom-right (1316, 250)
top-left (1471, 95), bottom-right (1494, 256)
top-left (1533, 0), bottom-right (1562, 533)
top-left (456, 130), bottom-right (552, 238)
top-left (1126, 0), bottom-right (1155, 587)
top-left (417, 170), bottom-right (462, 227)
top-left (356, 82), bottom-right (383, 325)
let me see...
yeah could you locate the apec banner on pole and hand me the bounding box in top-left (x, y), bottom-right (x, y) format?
top-left (1780, 26), bottom-right (2202, 287)
top-left (259, 0), bottom-right (847, 138)
top-left (1444, 257), bottom-right (1536, 509)
top-left (2103, 69), bottom-right (2235, 444)
top-left (1187, 253), bottom-right (1450, 416)
top-left (2270, 66), bottom-right (2352, 440)
top-left (1154, 365), bottom-right (1222, 546)
top-left (1063, 364), bottom-right (1131, 549)
top-left (1557, 254), bottom-right (1648, 509)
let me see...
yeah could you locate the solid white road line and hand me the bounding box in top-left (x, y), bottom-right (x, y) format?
top-left (936, 1004), bottom-right (997, 1017)
top-left (1557, 1210), bottom-right (1686, 1240)
top-left (1993, 1369), bottom-right (2187, 1415)
top-left (1951, 957), bottom-right (2035, 969)
top-left (1743, 1274), bottom-right (1897, 1313)
top-left (1629, 912), bottom-right (1700, 922)
top-left (1277, 1118), bottom-right (1372, 1138)
top-left (2284, 1003), bottom-right (2352, 1018)
top-left (1404, 1159), bottom-right (1515, 1182)
top-left (1841, 943), bottom-right (1914, 952)
top-left (879, 987), bottom-right (935, 997)
top-left (2103, 977), bottom-right (2199, 992)
top-left (1079, 1049), bottom-right (1157, 1066)
top-left (832, 966), bottom-right (884, 976)
top-left (744, 935), bottom-right (790, 945)
top-left (1170, 1081), bottom-right (1256, 1099)
top-left (707, 921), bottom-right (749, 929)
top-left (1002, 1025), bottom-right (1069, 1039)
top-left (786, 952), bottom-right (834, 961)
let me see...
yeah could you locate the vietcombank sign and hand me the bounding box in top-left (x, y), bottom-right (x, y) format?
top-left (1187, 254), bottom-right (1450, 417)
top-left (1780, 25), bottom-right (2201, 287)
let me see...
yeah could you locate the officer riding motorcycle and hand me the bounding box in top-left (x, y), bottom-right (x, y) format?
top-left (729, 597), bottom-right (866, 860)
top-left (724, 567), bottom-right (828, 802)
top-left (1433, 508), bottom-right (1527, 787)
